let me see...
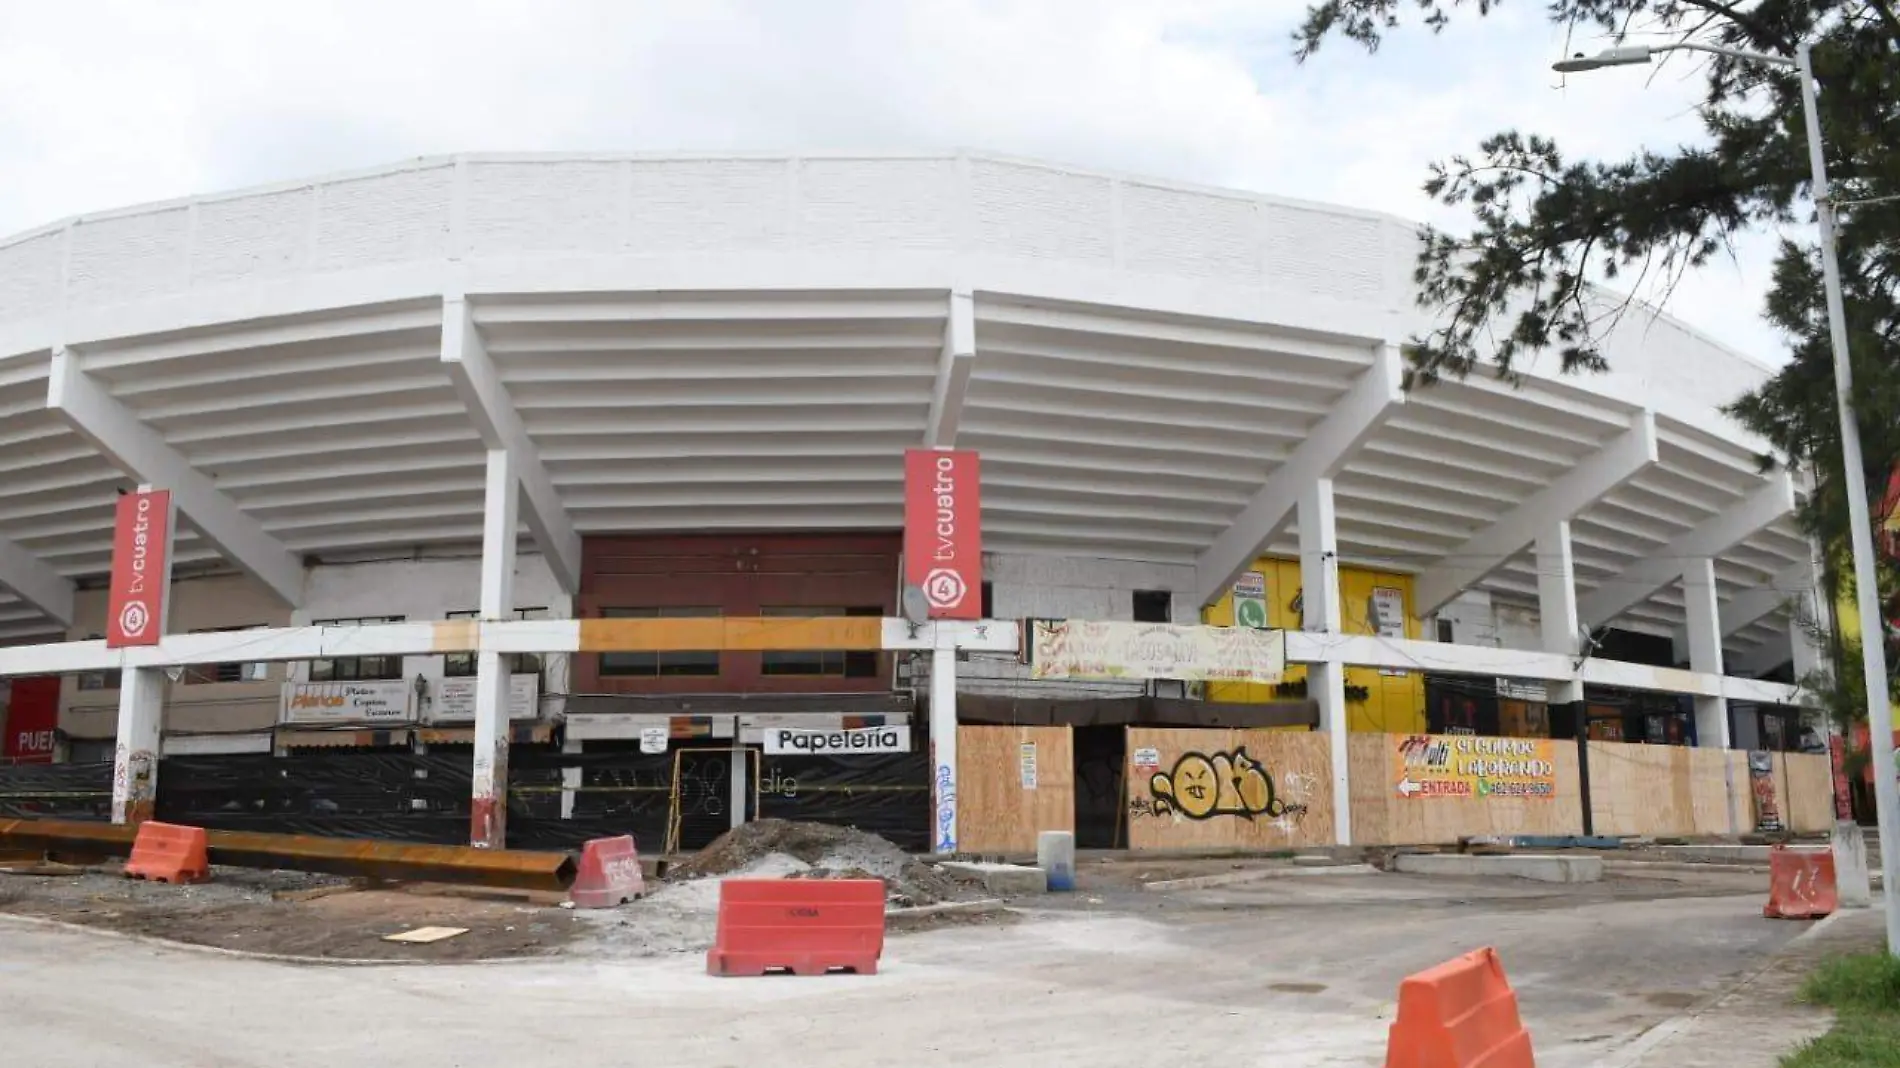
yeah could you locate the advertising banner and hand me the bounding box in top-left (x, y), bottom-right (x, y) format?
top-left (903, 448), bottom-right (982, 619)
top-left (1749, 750), bottom-right (1784, 832)
top-left (106, 488), bottom-right (175, 648)
top-left (1391, 733), bottom-right (1557, 800)
top-left (430, 674), bottom-right (541, 723)
top-left (1232, 571), bottom-right (1268, 629)
top-left (1, 676), bottom-right (58, 764)
top-left (1029, 620), bottom-right (1285, 684)
top-left (280, 681), bottom-right (415, 725)
top-left (762, 725), bottom-right (912, 756)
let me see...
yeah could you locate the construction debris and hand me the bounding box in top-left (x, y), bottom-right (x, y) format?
top-left (669, 820), bottom-right (974, 906)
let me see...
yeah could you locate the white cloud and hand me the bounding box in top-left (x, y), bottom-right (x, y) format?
top-left (0, 0), bottom-right (1793, 364)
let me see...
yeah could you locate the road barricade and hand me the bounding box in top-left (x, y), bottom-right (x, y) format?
top-left (570, 835), bottom-right (646, 908)
top-left (706, 878), bottom-right (884, 977)
top-left (1385, 946), bottom-right (1534, 1068)
top-left (122, 821), bottom-right (210, 885)
top-left (1763, 844), bottom-right (1837, 920)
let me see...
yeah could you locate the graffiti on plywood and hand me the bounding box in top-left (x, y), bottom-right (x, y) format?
top-left (1133, 747), bottom-right (1307, 824)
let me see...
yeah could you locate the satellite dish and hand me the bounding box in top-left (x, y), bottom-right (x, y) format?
top-left (900, 585), bottom-right (932, 625)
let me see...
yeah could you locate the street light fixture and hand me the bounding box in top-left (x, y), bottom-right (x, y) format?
top-left (1559, 40), bottom-right (1900, 952)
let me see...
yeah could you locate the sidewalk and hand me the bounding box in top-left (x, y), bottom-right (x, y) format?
top-left (1598, 906), bottom-right (1885, 1068)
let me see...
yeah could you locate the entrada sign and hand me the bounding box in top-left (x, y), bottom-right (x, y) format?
top-left (763, 726), bottom-right (912, 756)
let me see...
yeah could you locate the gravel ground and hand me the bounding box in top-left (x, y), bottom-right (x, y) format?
top-left (0, 866), bottom-right (346, 912)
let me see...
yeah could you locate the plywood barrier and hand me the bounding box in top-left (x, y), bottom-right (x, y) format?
top-left (1347, 733), bottom-right (1581, 846)
top-left (956, 726), bottom-right (1073, 855)
top-left (1782, 752), bottom-right (1835, 833)
top-left (1124, 728), bottom-right (1335, 850)
top-left (1588, 741), bottom-right (1744, 837)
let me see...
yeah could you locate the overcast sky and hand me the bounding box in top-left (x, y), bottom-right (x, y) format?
top-left (0, 0), bottom-right (1793, 366)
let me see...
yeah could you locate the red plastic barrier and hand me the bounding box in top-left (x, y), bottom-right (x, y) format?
top-left (122, 821), bottom-right (210, 885)
top-left (706, 878), bottom-right (885, 977)
top-left (1385, 947), bottom-right (1534, 1068)
top-left (1763, 845), bottom-right (1837, 920)
top-left (569, 835), bottom-right (646, 908)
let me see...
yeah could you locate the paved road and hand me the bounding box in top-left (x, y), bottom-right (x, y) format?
top-left (0, 871), bottom-right (1820, 1067)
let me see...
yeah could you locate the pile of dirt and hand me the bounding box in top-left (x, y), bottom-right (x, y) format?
top-left (668, 820), bottom-right (975, 907)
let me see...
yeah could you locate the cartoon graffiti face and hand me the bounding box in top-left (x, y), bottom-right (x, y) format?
top-left (1147, 746), bottom-right (1310, 824)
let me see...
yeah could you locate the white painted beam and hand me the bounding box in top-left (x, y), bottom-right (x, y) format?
top-left (1195, 344), bottom-right (1404, 605)
top-left (1683, 562), bottom-right (1814, 643)
top-left (440, 296), bottom-right (582, 594)
top-left (1415, 413), bottom-right (1657, 613)
top-left (925, 290), bottom-right (976, 447)
top-left (45, 348), bottom-right (305, 607)
top-left (1576, 473), bottom-right (1797, 631)
top-left (0, 533), bottom-right (74, 627)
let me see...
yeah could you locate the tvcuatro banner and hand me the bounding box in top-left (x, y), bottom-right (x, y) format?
top-left (1392, 733), bottom-right (1557, 800)
top-left (1029, 620), bottom-right (1286, 684)
top-left (763, 726), bottom-right (913, 756)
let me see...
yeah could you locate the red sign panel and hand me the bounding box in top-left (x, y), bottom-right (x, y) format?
top-left (106, 489), bottom-right (173, 648)
top-left (903, 449), bottom-right (982, 619)
top-left (2, 676), bottom-right (60, 763)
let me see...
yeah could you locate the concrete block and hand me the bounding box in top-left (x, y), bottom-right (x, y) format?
top-left (1393, 853), bottom-right (1604, 884)
top-left (1037, 831), bottom-right (1076, 892)
top-left (1834, 821), bottom-right (1873, 908)
top-left (939, 861), bottom-right (1049, 896)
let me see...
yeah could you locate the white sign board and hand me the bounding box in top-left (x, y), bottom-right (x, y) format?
top-left (1232, 571), bottom-right (1268, 629)
top-left (1019, 742), bottom-right (1038, 790)
top-left (430, 674), bottom-right (541, 723)
top-left (280, 681), bottom-right (414, 725)
top-left (1030, 621), bottom-right (1286, 684)
top-left (1371, 586), bottom-right (1407, 676)
top-left (639, 726), bottom-right (669, 754)
top-left (762, 725), bottom-right (912, 756)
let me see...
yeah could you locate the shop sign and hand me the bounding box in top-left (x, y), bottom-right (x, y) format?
top-left (902, 448), bottom-right (982, 619)
top-left (1233, 571), bottom-right (1268, 629)
top-left (1019, 742), bottom-right (1039, 790)
top-left (2, 677), bottom-right (57, 764)
top-left (430, 674), bottom-right (541, 723)
top-left (1030, 620), bottom-right (1285, 684)
top-left (1371, 586), bottom-right (1406, 676)
top-left (763, 725), bottom-right (912, 756)
top-left (280, 680), bottom-right (415, 725)
top-left (639, 726), bottom-right (669, 755)
top-left (1391, 733), bottom-right (1556, 800)
top-left (1495, 678), bottom-right (1549, 703)
top-left (106, 488), bottom-right (175, 648)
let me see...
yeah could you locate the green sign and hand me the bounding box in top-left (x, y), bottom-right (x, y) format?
top-left (1233, 571), bottom-right (1268, 629)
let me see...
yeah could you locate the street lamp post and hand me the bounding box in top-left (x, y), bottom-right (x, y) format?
top-left (1557, 39), bottom-right (1900, 952)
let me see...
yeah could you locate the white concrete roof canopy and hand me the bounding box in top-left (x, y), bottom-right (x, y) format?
top-left (0, 151), bottom-right (1810, 668)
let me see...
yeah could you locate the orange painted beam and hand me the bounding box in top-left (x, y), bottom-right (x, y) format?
top-left (577, 617), bottom-right (885, 652)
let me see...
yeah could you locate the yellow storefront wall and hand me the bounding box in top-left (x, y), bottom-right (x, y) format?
top-left (1202, 557), bottom-right (1426, 733)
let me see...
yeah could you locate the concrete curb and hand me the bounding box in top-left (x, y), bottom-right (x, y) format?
top-left (889, 897), bottom-right (1008, 917)
top-left (1588, 911), bottom-right (1847, 1068)
top-left (0, 912), bottom-right (542, 968)
top-left (1143, 864), bottom-right (1377, 892)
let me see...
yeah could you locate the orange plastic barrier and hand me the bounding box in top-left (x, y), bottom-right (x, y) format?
top-left (1763, 845), bottom-right (1838, 920)
top-left (706, 878), bottom-right (885, 977)
top-left (1385, 946), bottom-right (1534, 1068)
top-left (569, 835), bottom-right (646, 908)
top-left (122, 821), bottom-right (210, 885)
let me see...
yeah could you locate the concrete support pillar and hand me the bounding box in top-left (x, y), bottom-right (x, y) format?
top-left (1682, 557), bottom-right (1730, 748)
top-left (930, 646), bottom-right (959, 854)
top-left (1537, 522), bottom-right (1585, 706)
top-left (110, 668), bottom-right (165, 824)
top-left (1299, 478), bottom-right (1351, 846)
top-left (470, 448), bottom-right (517, 848)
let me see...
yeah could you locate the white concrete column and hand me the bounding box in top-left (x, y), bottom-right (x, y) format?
top-left (1682, 557), bottom-right (1730, 748)
top-left (1537, 522), bottom-right (1585, 705)
top-left (1789, 580), bottom-right (1827, 682)
top-left (930, 646), bottom-right (959, 855)
top-left (110, 668), bottom-right (165, 824)
top-left (470, 448), bottom-right (517, 848)
top-left (1298, 478), bottom-right (1351, 846)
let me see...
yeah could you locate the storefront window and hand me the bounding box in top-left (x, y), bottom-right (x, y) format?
top-left (598, 607), bottom-right (721, 677)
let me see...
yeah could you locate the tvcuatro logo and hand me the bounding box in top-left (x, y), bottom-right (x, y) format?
top-left (117, 600), bottom-right (150, 639)
top-left (923, 567), bottom-right (966, 608)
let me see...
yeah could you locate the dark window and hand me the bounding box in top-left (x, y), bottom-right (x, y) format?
top-left (1436, 618), bottom-right (1455, 644)
top-left (599, 606), bottom-right (721, 677)
top-left (77, 634), bottom-right (120, 691)
top-left (309, 616), bottom-right (406, 681)
top-left (183, 625), bottom-right (270, 685)
top-left (981, 581), bottom-right (995, 618)
top-left (444, 608), bottom-right (548, 678)
top-left (1133, 589), bottom-right (1172, 623)
top-left (760, 606), bottom-right (882, 677)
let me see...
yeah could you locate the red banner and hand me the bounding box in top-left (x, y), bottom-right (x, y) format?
top-left (903, 449), bottom-right (982, 619)
top-left (2, 676), bottom-right (58, 763)
top-left (106, 489), bottom-right (173, 648)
